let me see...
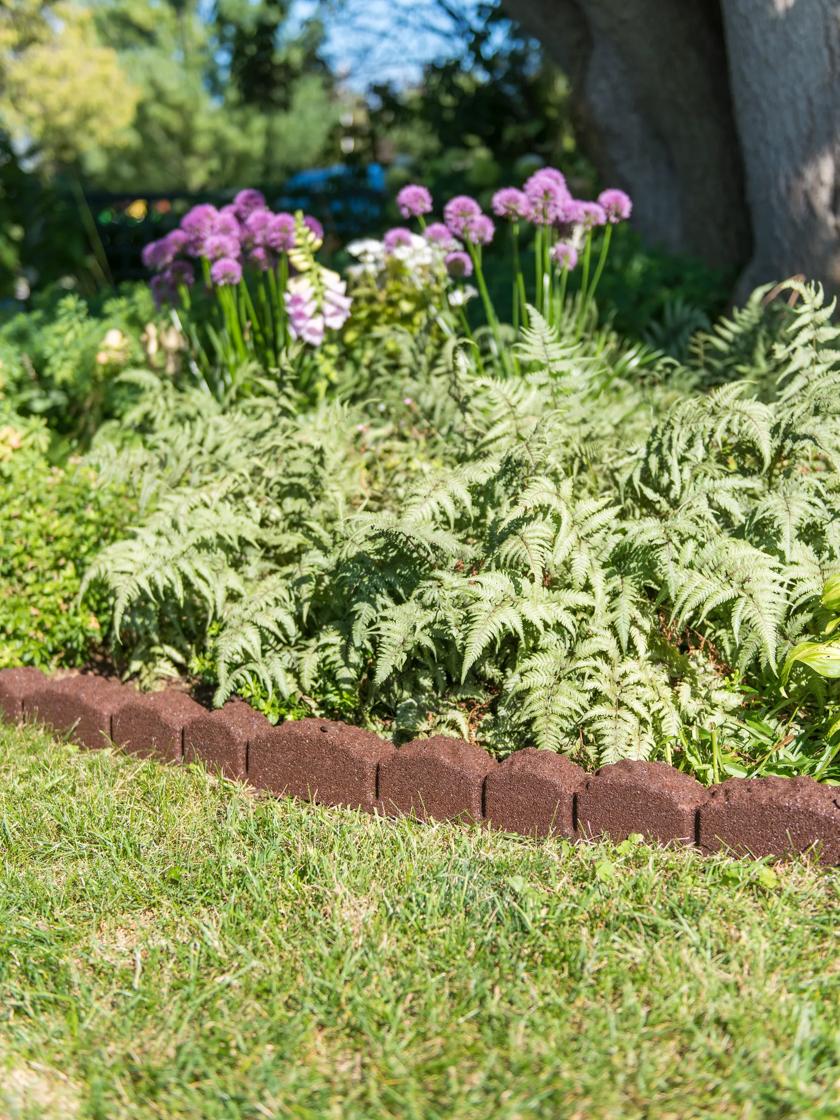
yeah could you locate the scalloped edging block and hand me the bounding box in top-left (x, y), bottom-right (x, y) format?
top-left (0, 667), bottom-right (48, 722)
top-left (23, 675), bottom-right (132, 750)
top-left (112, 690), bottom-right (206, 762)
top-left (377, 736), bottom-right (496, 822)
top-left (184, 700), bottom-right (271, 780)
top-left (1, 668), bottom-right (838, 863)
top-left (698, 776), bottom-right (840, 863)
top-left (484, 748), bottom-right (584, 837)
top-left (577, 760), bottom-right (705, 845)
top-left (249, 718), bottom-right (394, 812)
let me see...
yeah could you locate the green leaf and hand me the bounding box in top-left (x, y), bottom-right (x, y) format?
top-left (782, 639), bottom-right (840, 683)
top-left (595, 860), bottom-right (616, 883)
top-left (821, 573), bottom-right (840, 613)
top-left (755, 865), bottom-right (780, 890)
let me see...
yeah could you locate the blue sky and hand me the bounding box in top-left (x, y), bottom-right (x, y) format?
top-left (296, 0), bottom-right (484, 89)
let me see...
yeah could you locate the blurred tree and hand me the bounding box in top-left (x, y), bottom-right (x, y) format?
top-left (1, 1), bottom-right (138, 169)
top-left (364, 2), bottom-right (586, 195)
top-left (502, 0), bottom-right (840, 296)
top-left (88, 0), bottom-right (341, 189)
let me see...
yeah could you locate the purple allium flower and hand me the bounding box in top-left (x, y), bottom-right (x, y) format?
top-left (180, 204), bottom-right (220, 251)
top-left (598, 188), bottom-right (633, 223)
top-left (524, 168), bottom-right (571, 225)
top-left (443, 195), bottom-right (482, 237)
top-left (249, 246), bottom-right (277, 272)
top-left (150, 273), bottom-right (175, 308)
top-left (142, 229), bottom-right (189, 271)
top-left (215, 210), bottom-right (242, 239)
top-left (462, 213), bottom-right (495, 246)
top-left (233, 189), bottom-right (267, 221)
top-left (210, 256), bottom-right (242, 286)
top-left (383, 227), bottom-right (414, 252)
top-left (303, 215), bottom-right (324, 241)
top-left (396, 183), bottom-right (433, 219)
top-left (445, 250), bottom-right (473, 278)
top-left (243, 207), bottom-right (272, 248)
top-left (168, 259), bottom-right (195, 287)
top-left (266, 212), bottom-right (296, 252)
top-left (491, 187), bottom-right (529, 220)
top-left (573, 201), bottom-right (607, 230)
top-left (551, 241), bottom-right (578, 270)
top-left (424, 222), bottom-right (460, 250)
top-left (202, 233), bottom-right (241, 261)
top-left (533, 166), bottom-right (567, 190)
top-left (141, 238), bottom-right (170, 271)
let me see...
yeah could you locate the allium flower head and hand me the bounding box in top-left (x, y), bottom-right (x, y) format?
top-left (144, 228), bottom-right (190, 270)
top-left (266, 212), bottom-right (296, 252)
top-left (424, 222), bottom-right (460, 250)
top-left (168, 260), bottom-right (195, 287)
top-left (210, 257), bottom-right (242, 286)
top-left (462, 213), bottom-right (495, 246)
top-left (150, 273), bottom-right (175, 308)
top-left (491, 187), bottom-right (529, 220)
top-left (396, 184), bottom-right (433, 219)
top-left (532, 166), bottom-right (567, 190)
top-left (249, 246), bottom-right (277, 272)
top-left (574, 201), bottom-right (607, 230)
top-left (215, 210), bottom-right (242, 239)
top-left (445, 250), bottom-right (473, 278)
top-left (598, 188), bottom-right (633, 222)
top-left (202, 233), bottom-right (241, 261)
top-left (233, 189), bottom-right (267, 220)
top-left (149, 261), bottom-right (194, 306)
top-left (551, 241), bottom-right (578, 270)
top-left (524, 169), bottom-right (571, 225)
top-left (303, 215), bottom-right (324, 242)
top-left (383, 227), bottom-right (413, 252)
top-left (141, 239), bottom-right (169, 272)
top-left (181, 204), bottom-right (219, 234)
top-left (443, 195), bottom-right (481, 236)
top-left (243, 207), bottom-right (272, 248)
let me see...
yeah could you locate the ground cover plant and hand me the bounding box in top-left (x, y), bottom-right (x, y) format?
top-left (2, 171), bottom-right (839, 784)
top-left (0, 406), bottom-right (132, 671)
top-left (0, 721), bottom-right (838, 1120)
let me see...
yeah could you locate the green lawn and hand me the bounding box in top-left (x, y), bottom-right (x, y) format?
top-left (0, 724), bottom-right (837, 1120)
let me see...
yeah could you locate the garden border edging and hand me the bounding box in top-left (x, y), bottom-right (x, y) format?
top-left (1, 667), bottom-right (837, 864)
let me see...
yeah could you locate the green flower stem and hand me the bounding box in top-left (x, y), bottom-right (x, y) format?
top-left (575, 230), bottom-right (594, 337)
top-left (543, 227), bottom-right (553, 320)
top-left (457, 307), bottom-right (484, 374)
top-left (277, 254), bottom-right (289, 349)
top-left (511, 224), bottom-right (523, 334)
top-left (557, 265), bottom-right (569, 324)
top-left (533, 226), bottom-right (543, 314)
top-left (469, 243), bottom-right (510, 375)
top-left (586, 223), bottom-right (614, 311)
top-left (223, 286), bottom-right (247, 362)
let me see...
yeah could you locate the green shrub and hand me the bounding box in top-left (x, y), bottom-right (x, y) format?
top-left (0, 284), bottom-right (166, 447)
top-left (0, 407), bottom-right (133, 669)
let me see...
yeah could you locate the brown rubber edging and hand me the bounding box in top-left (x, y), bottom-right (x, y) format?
top-left (1, 668), bottom-right (838, 864)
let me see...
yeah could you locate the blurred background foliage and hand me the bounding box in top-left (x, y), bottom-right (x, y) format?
top-left (0, 0), bottom-right (730, 325)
